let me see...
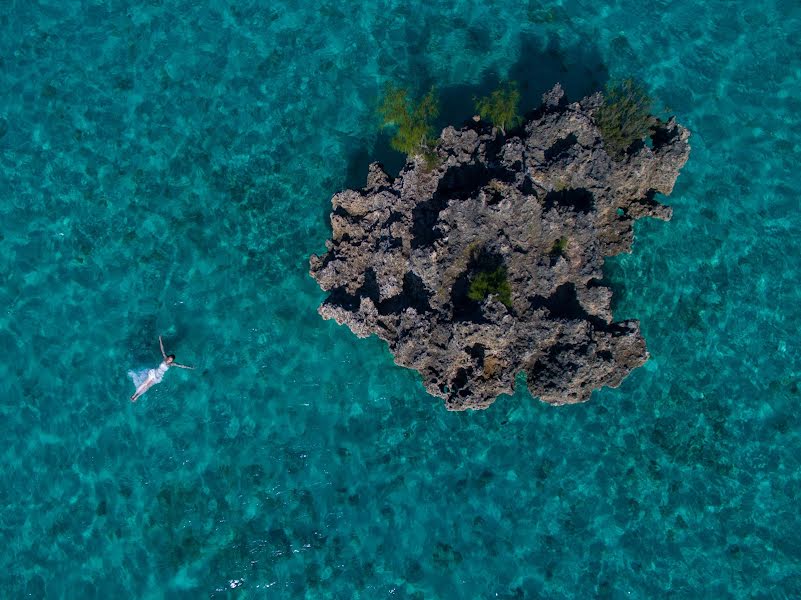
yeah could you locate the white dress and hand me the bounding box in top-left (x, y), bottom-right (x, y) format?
top-left (150, 361), bottom-right (169, 383)
top-left (128, 361), bottom-right (169, 388)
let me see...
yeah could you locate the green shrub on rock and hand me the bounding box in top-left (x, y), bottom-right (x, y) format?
top-left (468, 266), bottom-right (513, 307)
top-left (474, 82), bottom-right (521, 135)
top-left (379, 83), bottom-right (440, 157)
top-left (595, 78), bottom-right (656, 160)
top-left (551, 236), bottom-right (569, 256)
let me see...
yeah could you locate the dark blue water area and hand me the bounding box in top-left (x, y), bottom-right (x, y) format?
top-left (1, 0), bottom-right (801, 597)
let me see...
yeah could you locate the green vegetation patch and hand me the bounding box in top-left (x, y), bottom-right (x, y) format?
top-left (468, 266), bottom-right (513, 307)
top-left (474, 82), bottom-right (521, 136)
top-left (551, 236), bottom-right (569, 256)
top-left (421, 146), bottom-right (443, 172)
top-left (379, 83), bottom-right (440, 157)
top-left (595, 78), bottom-right (656, 160)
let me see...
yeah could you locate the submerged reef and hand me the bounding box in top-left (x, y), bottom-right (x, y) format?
top-left (310, 84), bottom-right (690, 410)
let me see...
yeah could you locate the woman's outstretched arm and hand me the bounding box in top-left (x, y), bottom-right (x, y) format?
top-left (159, 335), bottom-right (167, 359)
top-left (173, 362), bottom-right (194, 370)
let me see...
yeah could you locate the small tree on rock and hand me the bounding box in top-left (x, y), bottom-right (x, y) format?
top-left (474, 82), bottom-right (521, 135)
top-left (595, 78), bottom-right (656, 160)
top-left (379, 83), bottom-right (440, 158)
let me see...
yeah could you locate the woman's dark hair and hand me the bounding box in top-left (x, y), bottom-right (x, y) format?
top-left (168, 354), bottom-right (176, 360)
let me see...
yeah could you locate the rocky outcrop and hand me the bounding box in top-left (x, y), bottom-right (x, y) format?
top-left (310, 84), bottom-right (690, 410)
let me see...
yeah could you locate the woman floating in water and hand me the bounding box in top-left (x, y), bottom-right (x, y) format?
top-left (129, 336), bottom-right (194, 402)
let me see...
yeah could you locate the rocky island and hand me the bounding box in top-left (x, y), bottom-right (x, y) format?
top-left (310, 84), bottom-right (690, 410)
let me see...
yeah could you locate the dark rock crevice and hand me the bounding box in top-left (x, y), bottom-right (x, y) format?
top-left (450, 247), bottom-right (508, 322)
top-left (544, 133), bottom-right (579, 162)
top-left (411, 195), bottom-right (448, 249)
top-left (529, 282), bottom-right (608, 331)
top-left (378, 271), bottom-right (433, 316)
top-left (543, 187), bottom-right (595, 214)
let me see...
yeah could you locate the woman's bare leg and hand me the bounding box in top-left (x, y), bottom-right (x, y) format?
top-left (131, 376), bottom-right (155, 402)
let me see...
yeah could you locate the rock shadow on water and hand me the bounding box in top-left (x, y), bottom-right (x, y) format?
top-left (343, 31), bottom-right (610, 181)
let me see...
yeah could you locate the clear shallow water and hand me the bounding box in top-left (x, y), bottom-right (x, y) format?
top-left (1, 0), bottom-right (800, 597)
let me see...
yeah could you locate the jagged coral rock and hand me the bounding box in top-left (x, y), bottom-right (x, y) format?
top-left (310, 84), bottom-right (690, 410)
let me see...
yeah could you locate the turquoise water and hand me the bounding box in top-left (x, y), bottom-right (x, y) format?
top-left (2, 0), bottom-right (800, 597)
